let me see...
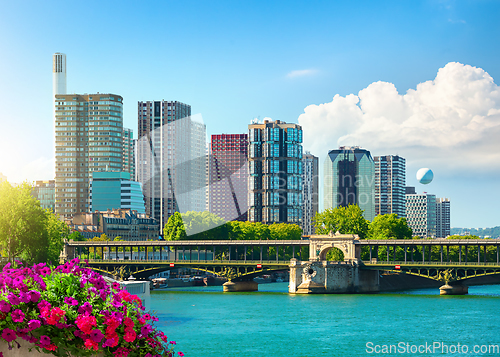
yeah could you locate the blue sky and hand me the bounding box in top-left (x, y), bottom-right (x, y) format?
top-left (0, 0), bottom-right (499, 228)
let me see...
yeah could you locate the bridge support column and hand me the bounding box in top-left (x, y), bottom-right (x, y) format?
top-left (439, 284), bottom-right (468, 295)
top-left (223, 281), bottom-right (258, 292)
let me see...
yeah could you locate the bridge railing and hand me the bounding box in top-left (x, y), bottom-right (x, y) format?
top-left (83, 259), bottom-right (290, 266)
top-left (361, 261), bottom-right (500, 267)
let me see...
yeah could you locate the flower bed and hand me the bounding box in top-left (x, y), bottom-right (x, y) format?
top-left (0, 259), bottom-right (183, 357)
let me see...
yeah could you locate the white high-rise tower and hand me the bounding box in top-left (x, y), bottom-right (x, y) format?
top-left (52, 53), bottom-right (66, 96)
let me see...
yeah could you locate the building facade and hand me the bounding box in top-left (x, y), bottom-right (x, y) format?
top-left (70, 209), bottom-right (158, 241)
top-left (33, 180), bottom-right (55, 211)
top-left (136, 101), bottom-right (206, 231)
top-left (54, 93), bottom-right (123, 218)
top-left (374, 155), bottom-right (406, 218)
top-left (302, 152), bottom-right (319, 235)
top-left (53, 53), bottom-right (66, 97)
top-left (208, 134), bottom-right (248, 221)
top-left (436, 197), bottom-right (451, 238)
top-left (122, 128), bottom-right (135, 179)
top-left (90, 171), bottom-right (145, 214)
top-left (324, 146), bottom-right (375, 221)
top-left (405, 193), bottom-right (437, 238)
top-left (248, 120), bottom-right (303, 224)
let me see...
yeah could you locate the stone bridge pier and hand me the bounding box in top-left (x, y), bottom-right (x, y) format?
top-left (289, 233), bottom-right (379, 294)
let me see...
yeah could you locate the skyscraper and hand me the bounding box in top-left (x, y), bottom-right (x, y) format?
top-left (405, 193), bottom-right (437, 238)
top-left (248, 120), bottom-right (303, 224)
top-left (208, 134), bottom-right (248, 221)
top-left (324, 146), bottom-right (375, 221)
top-left (137, 101), bottom-right (206, 230)
top-left (53, 53), bottom-right (66, 96)
top-left (302, 152), bottom-right (319, 235)
top-left (32, 180), bottom-right (55, 211)
top-left (436, 197), bottom-right (451, 238)
top-left (122, 128), bottom-right (135, 179)
top-left (374, 155), bottom-right (406, 217)
top-left (54, 93), bottom-right (123, 218)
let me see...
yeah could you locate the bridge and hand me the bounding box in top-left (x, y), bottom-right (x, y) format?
top-left (63, 234), bottom-right (500, 293)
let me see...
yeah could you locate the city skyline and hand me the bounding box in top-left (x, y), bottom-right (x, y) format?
top-left (1, 1), bottom-right (500, 227)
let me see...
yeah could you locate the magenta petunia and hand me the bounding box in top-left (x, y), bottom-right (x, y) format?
top-left (1, 328), bottom-right (16, 342)
top-left (0, 300), bottom-right (11, 313)
top-left (28, 319), bottom-right (41, 331)
top-left (11, 309), bottom-right (25, 323)
top-left (89, 329), bottom-right (104, 343)
top-left (39, 335), bottom-right (51, 346)
top-left (28, 290), bottom-right (41, 303)
top-left (7, 293), bottom-right (20, 306)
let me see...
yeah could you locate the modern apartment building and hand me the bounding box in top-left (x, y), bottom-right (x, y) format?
top-left (32, 180), bottom-right (55, 211)
top-left (136, 101), bottom-right (206, 230)
top-left (302, 152), bottom-right (319, 235)
top-left (208, 134), bottom-right (248, 221)
top-left (122, 128), bottom-right (135, 179)
top-left (248, 120), bottom-right (303, 224)
top-left (54, 93), bottom-right (123, 218)
top-left (436, 197), bottom-right (451, 238)
top-left (405, 193), bottom-right (437, 238)
top-left (374, 155), bottom-right (406, 218)
top-left (324, 146), bottom-right (375, 221)
top-left (89, 171), bottom-right (145, 214)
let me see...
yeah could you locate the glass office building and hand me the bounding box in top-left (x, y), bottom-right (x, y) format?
top-left (324, 146), bottom-right (375, 221)
top-left (248, 120), bottom-right (303, 224)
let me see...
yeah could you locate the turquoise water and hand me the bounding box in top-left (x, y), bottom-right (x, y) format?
top-left (151, 284), bottom-right (500, 356)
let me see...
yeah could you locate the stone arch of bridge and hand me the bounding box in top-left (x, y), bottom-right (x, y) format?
top-left (318, 244), bottom-right (348, 261)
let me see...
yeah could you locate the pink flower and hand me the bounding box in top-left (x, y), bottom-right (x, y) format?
top-left (84, 339), bottom-right (99, 351)
top-left (178, 353), bottom-right (184, 357)
top-left (124, 330), bottom-right (136, 342)
top-left (11, 309), bottom-right (25, 323)
top-left (27, 290), bottom-right (41, 303)
top-left (1, 328), bottom-right (16, 342)
top-left (0, 300), bottom-right (11, 313)
top-left (39, 335), bottom-right (51, 347)
top-left (28, 319), bottom-right (41, 331)
top-left (90, 329), bottom-right (104, 343)
top-left (7, 293), bottom-right (20, 306)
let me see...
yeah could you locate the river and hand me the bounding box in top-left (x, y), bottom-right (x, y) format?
top-left (151, 284), bottom-right (500, 356)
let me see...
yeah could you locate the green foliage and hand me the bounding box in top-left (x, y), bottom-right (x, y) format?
top-left (163, 211), bottom-right (303, 241)
top-left (0, 181), bottom-right (67, 264)
top-left (367, 214), bottom-right (413, 240)
top-left (68, 231), bottom-right (85, 241)
top-left (163, 212), bottom-right (187, 241)
top-left (314, 205), bottom-right (369, 239)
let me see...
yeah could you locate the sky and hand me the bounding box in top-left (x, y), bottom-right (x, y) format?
top-left (0, 0), bottom-right (499, 228)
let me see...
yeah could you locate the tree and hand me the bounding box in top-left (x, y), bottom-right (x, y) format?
top-left (0, 181), bottom-right (68, 264)
top-left (269, 223), bottom-right (302, 240)
top-left (313, 205), bottom-right (369, 239)
top-left (367, 214), bottom-right (412, 240)
top-left (163, 212), bottom-right (187, 241)
top-left (68, 231), bottom-right (85, 241)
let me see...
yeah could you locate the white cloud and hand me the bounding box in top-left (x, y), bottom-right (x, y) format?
top-left (298, 62), bottom-right (500, 173)
top-left (286, 69), bottom-right (318, 78)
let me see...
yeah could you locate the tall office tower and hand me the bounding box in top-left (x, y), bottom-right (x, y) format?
top-left (324, 146), bottom-right (375, 221)
top-left (248, 120), bottom-right (303, 224)
top-left (436, 198), bottom-right (451, 238)
top-left (405, 193), bottom-right (437, 238)
top-left (208, 134), bottom-right (248, 221)
top-left (302, 152), bottom-right (319, 235)
top-left (123, 128), bottom-right (135, 179)
top-left (374, 155), bottom-right (406, 218)
top-left (137, 101), bottom-right (206, 230)
top-left (53, 53), bottom-right (67, 96)
top-left (32, 180), bottom-right (56, 211)
top-left (54, 93), bottom-right (123, 218)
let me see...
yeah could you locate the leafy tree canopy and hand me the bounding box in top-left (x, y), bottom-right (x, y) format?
top-left (314, 205), bottom-right (369, 239)
top-left (0, 181), bottom-right (68, 264)
top-left (367, 214), bottom-right (413, 240)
